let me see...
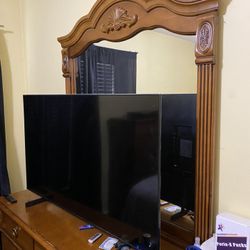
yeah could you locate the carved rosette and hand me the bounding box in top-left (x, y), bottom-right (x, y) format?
top-left (101, 7), bottom-right (138, 34)
top-left (197, 22), bottom-right (213, 54)
top-left (62, 49), bottom-right (70, 77)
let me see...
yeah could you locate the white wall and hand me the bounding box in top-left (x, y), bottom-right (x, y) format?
top-left (22, 0), bottom-right (96, 93)
top-left (215, 0), bottom-right (250, 220)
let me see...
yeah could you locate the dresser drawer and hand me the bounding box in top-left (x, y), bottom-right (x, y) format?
top-left (34, 241), bottom-right (46, 250)
top-left (1, 233), bottom-right (18, 250)
top-left (1, 212), bottom-right (33, 250)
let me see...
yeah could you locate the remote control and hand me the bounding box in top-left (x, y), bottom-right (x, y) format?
top-left (88, 233), bottom-right (102, 244)
top-left (4, 195), bottom-right (17, 204)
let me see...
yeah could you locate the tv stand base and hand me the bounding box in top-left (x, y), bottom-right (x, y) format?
top-left (25, 196), bottom-right (48, 208)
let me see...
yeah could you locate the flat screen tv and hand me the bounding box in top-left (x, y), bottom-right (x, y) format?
top-left (161, 94), bottom-right (196, 218)
top-left (23, 95), bottom-right (161, 249)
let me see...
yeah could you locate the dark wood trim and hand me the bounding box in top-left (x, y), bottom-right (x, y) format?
top-left (58, 0), bottom-right (219, 243)
top-left (0, 202), bottom-right (56, 250)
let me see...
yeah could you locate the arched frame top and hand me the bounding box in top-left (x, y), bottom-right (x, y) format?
top-left (58, 0), bottom-right (219, 244)
top-left (58, 0), bottom-right (218, 58)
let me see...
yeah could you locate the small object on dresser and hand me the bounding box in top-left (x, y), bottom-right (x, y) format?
top-left (216, 213), bottom-right (250, 250)
top-left (88, 233), bottom-right (102, 244)
top-left (99, 237), bottom-right (119, 250)
top-left (164, 205), bottom-right (181, 214)
top-left (143, 233), bottom-right (152, 248)
top-left (115, 242), bottom-right (131, 250)
top-left (186, 237), bottom-right (201, 250)
top-left (79, 224), bottom-right (94, 230)
top-left (4, 195), bottom-right (17, 204)
top-left (160, 200), bottom-right (168, 206)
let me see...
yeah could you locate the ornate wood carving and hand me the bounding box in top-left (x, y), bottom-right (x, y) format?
top-left (61, 49), bottom-right (77, 93)
top-left (58, 0), bottom-right (219, 244)
top-left (58, 0), bottom-right (219, 57)
top-left (195, 16), bottom-right (216, 65)
top-left (197, 22), bottom-right (213, 53)
top-left (62, 49), bottom-right (70, 77)
top-left (101, 7), bottom-right (138, 34)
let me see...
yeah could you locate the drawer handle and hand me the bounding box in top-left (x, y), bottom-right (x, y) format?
top-left (11, 226), bottom-right (20, 239)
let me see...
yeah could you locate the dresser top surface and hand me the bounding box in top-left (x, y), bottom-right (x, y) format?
top-left (0, 190), bottom-right (112, 250)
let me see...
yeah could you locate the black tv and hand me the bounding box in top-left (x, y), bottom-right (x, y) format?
top-left (161, 94), bottom-right (196, 218)
top-left (23, 95), bottom-right (161, 249)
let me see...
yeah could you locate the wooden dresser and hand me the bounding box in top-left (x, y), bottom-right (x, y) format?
top-left (0, 190), bottom-right (114, 250)
top-left (0, 190), bottom-right (188, 250)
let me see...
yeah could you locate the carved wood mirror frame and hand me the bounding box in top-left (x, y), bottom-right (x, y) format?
top-left (58, 0), bottom-right (219, 242)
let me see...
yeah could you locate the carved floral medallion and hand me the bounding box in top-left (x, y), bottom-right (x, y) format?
top-left (62, 49), bottom-right (69, 75)
top-left (197, 22), bottom-right (213, 54)
top-left (101, 7), bottom-right (138, 34)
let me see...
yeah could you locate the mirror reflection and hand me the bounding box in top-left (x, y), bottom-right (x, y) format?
top-left (75, 29), bottom-right (197, 233)
top-left (76, 29), bottom-right (196, 94)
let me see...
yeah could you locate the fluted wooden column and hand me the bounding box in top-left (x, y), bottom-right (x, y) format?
top-left (195, 17), bottom-right (217, 242)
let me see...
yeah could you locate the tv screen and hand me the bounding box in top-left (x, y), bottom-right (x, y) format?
top-left (161, 94), bottom-right (196, 213)
top-left (24, 95), bottom-right (161, 249)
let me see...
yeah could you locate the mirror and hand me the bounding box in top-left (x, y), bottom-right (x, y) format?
top-left (74, 29), bottom-right (197, 243)
top-left (58, 0), bottom-right (219, 246)
top-left (75, 29), bottom-right (196, 94)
